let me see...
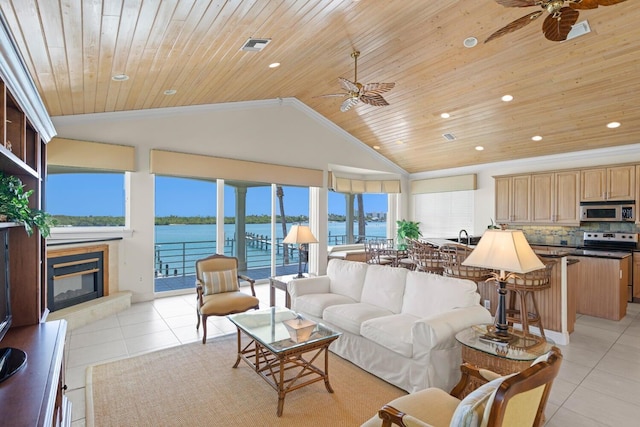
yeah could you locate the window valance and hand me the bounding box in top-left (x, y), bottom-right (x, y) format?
top-left (327, 172), bottom-right (401, 194)
top-left (48, 137), bottom-right (136, 172)
top-left (150, 149), bottom-right (323, 187)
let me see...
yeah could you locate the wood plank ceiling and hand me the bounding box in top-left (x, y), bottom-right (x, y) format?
top-left (0, 0), bottom-right (638, 173)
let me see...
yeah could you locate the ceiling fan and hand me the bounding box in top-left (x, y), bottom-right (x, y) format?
top-left (318, 50), bottom-right (395, 112)
top-left (485, 0), bottom-right (628, 43)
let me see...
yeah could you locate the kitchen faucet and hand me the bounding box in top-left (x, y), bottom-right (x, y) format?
top-left (458, 229), bottom-right (470, 245)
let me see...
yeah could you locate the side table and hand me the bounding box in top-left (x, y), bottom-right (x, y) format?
top-left (269, 274), bottom-right (298, 308)
top-left (454, 324), bottom-right (554, 397)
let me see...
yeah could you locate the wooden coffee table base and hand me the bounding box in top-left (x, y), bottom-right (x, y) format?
top-left (232, 328), bottom-right (337, 416)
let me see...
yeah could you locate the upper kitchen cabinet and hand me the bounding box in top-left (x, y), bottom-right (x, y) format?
top-left (495, 174), bottom-right (531, 224)
top-left (580, 165), bottom-right (635, 202)
top-left (531, 171), bottom-right (580, 225)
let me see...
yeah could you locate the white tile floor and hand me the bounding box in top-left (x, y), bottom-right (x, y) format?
top-left (64, 284), bottom-right (640, 427)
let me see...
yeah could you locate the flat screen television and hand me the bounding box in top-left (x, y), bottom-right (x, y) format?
top-left (0, 228), bottom-right (27, 383)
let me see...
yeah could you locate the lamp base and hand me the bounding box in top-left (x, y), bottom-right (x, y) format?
top-left (295, 272), bottom-right (306, 279)
top-left (479, 325), bottom-right (517, 345)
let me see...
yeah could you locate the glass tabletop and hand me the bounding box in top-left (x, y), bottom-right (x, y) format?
top-left (456, 324), bottom-right (555, 362)
top-left (228, 307), bottom-right (340, 354)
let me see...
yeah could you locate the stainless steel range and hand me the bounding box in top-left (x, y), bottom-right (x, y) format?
top-left (579, 232), bottom-right (638, 302)
top-left (581, 232), bottom-right (638, 251)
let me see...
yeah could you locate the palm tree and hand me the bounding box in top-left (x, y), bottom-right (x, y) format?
top-left (277, 186), bottom-right (289, 263)
top-left (357, 193), bottom-right (366, 242)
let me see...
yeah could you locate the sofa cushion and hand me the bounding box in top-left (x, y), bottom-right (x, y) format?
top-left (323, 303), bottom-right (393, 335)
top-left (292, 293), bottom-right (356, 318)
top-left (360, 264), bottom-right (408, 313)
top-left (361, 313), bottom-right (418, 358)
top-left (401, 272), bottom-right (480, 318)
top-left (327, 259), bottom-right (369, 301)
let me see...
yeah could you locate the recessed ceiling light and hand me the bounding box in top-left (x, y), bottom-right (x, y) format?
top-left (396, 140), bottom-right (404, 145)
top-left (268, 62), bottom-right (280, 68)
top-left (501, 95), bottom-right (513, 102)
top-left (475, 146), bottom-right (484, 151)
top-left (463, 37), bottom-right (478, 48)
top-left (112, 74), bottom-right (129, 81)
top-left (163, 89), bottom-right (177, 95)
top-left (373, 145), bottom-right (380, 150)
top-left (440, 113), bottom-right (450, 119)
top-left (607, 121), bottom-right (621, 128)
top-left (532, 135), bottom-right (543, 141)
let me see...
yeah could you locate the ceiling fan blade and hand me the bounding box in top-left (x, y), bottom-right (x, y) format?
top-left (340, 97), bottom-right (359, 112)
top-left (485, 10), bottom-right (544, 43)
top-left (543, 7), bottom-right (579, 41)
top-left (359, 93), bottom-right (390, 107)
top-left (569, 0), bottom-right (627, 9)
top-left (361, 82), bottom-right (395, 95)
top-left (314, 93), bottom-right (348, 98)
top-left (339, 77), bottom-right (359, 93)
top-left (494, 0), bottom-right (539, 7)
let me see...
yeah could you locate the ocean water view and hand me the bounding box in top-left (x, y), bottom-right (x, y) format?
top-left (153, 221), bottom-right (387, 289)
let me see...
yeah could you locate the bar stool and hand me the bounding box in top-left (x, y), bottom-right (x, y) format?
top-left (412, 241), bottom-right (444, 275)
top-left (505, 260), bottom-right (555, 338)
top-left (440, 244), bottom-right (493, 281)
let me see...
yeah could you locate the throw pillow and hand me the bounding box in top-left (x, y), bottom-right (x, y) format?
top-left (202, 269), bottom-right (239, 295)
top-left (449, 375), bottom-right (509, 427)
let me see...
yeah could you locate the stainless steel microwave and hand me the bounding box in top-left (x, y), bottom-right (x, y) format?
top-left (579, 202), bottom-right (635, 222)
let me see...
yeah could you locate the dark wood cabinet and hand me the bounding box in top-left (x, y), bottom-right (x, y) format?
top-left (0, 321), bottom-right (69, 426)
top-left (1, 11), bottom-right (65, 426)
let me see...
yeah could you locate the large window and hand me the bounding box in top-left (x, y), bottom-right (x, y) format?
top-left (328, 192), bottom-right (388, 244)
top-left (154, 176), bottom-right (217, 292)
top-left (46, 172), bottom-right (126, 226)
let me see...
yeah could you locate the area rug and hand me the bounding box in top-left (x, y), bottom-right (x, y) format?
top-left (86, 334), bottom-right (406, 426)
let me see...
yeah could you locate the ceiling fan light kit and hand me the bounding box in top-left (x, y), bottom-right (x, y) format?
top-left (318, 50), bottom-right (395, 112)
top-left (485, 0), bottom-right (627, 43)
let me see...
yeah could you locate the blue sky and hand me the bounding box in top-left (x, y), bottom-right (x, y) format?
top-left (46, 174), bottom-right (387, 217)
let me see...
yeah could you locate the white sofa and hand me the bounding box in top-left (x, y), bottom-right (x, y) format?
top-left (287, 259), bottom-right (492, 393)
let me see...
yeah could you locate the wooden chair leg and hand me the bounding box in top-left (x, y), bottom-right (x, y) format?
top-left (529, 291), bottom-right (546, 338)
top-left (202, 314), bottom-right (208, 344)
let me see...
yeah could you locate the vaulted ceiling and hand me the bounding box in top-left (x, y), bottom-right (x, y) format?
top-left (0, 0), bottom-right (638, 173)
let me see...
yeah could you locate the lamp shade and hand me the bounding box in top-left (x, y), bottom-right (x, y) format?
top-left (283, 225), bottom-right (318, 245)
top-left (462, 229), bottom-right (543, 274)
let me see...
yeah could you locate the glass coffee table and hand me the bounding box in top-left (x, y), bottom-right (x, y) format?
top-left (227, 307), bottom-right (341, 416)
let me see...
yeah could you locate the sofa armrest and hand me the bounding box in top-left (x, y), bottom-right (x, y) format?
top-left (412, 305), bottom-right (493, 353)
top-left (287, 276), bottom-right (331, 299)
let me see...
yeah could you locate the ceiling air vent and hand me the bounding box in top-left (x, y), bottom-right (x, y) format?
top-left (565, 20), bottom-right (591, 41)
top-left (442, 133), bottom-right (457, 141)
top-left (240, 38), bottom-right (272, 52)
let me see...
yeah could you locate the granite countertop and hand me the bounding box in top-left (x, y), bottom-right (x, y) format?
top-left (424, 238), bottom-right (631, 260)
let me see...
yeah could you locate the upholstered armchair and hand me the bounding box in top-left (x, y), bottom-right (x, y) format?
top-left (195, 254), bottom-right (259, 344)
top-left (362, 347), bottom-right (562, 427)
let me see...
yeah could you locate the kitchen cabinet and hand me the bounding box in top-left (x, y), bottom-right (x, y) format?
top-left (531, 171), bottom-right (580, 225)
top-left (495, 175), bottom-right (531, 224)
top-left (580, 165), bottom-right (635, 202)
top-left (574, 255), bottom-right (630, 321)
top-left (633, 252), bottom-right (640, 302)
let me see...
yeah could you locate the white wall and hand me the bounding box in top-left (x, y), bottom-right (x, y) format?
top-left (51, 98), bottom-right (407, 302)
top-left (410, 143), bottom-right (640, 237)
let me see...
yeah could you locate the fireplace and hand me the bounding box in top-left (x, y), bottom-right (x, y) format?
top-left (47, 245), bottom-right (108, 312)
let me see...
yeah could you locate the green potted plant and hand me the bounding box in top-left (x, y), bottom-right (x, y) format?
top-left (0, 172), bottom-right (56, 237)
top-left (396, 219), bottom-right (422, 250)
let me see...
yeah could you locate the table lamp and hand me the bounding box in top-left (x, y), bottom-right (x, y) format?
top-left (462, 229), bottom-right (544, 343)
top-left (283, 225), bottom-right (318, 278)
